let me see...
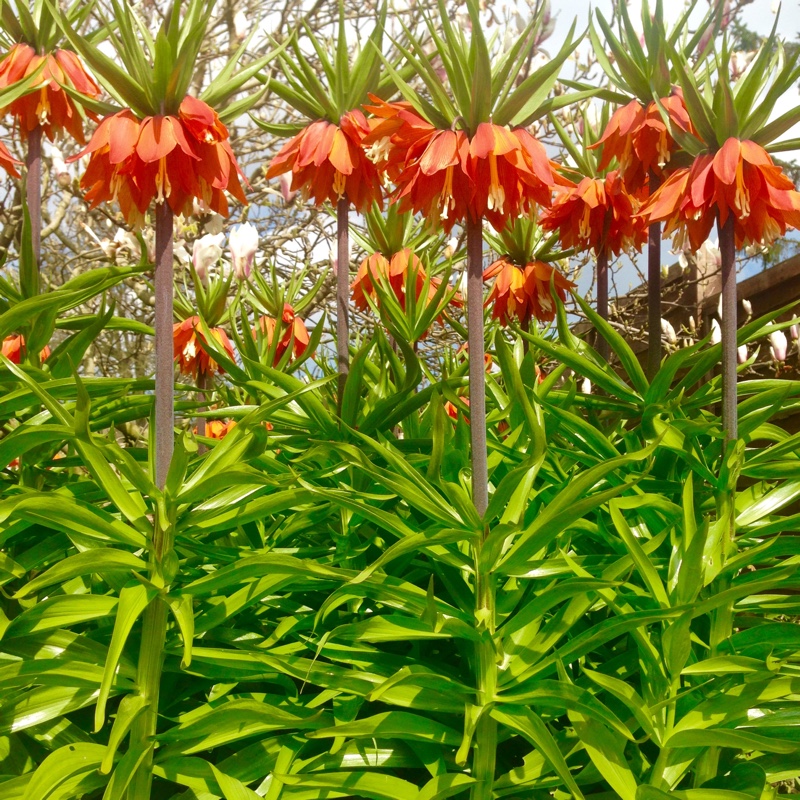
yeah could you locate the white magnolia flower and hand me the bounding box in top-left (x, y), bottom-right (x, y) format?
top-left (192, 233), bottom-right (224, 282)
top-left (229, 223), bottom-right (259, 281)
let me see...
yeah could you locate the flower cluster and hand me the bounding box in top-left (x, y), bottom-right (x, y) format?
top-left (483, 258), bottom-right (574, 326)
top-left (363, 97), bottom-right (558, 233)
top-left (0, 43), bottom-right (100, 143)
top-left (173, 316), bottom-right (235, 381)
top-left (540, 170), bottom-right (647, 256)
top-left (256, 304), bottom-right (311, 365)
top-left (590, 95), bottom-right (694, 191)
top-left (640, 138), bottom-right (800, 250)
top-left (265, 111), bottom-right (383, 213)
top-left (73, 96), bottom-right (247, 227)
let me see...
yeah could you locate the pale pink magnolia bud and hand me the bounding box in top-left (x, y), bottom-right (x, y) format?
top-left (661, 318), bottom-right (677, 345)
top-left (233, 9), bottom-right (247, 40)
top-left (742, 298), bottom-right (752, 320)
top-left (769, 330), bottom-right (788, 363)
top-left (737, 344), bottom-right (748, 364)
top-left (280, 173), bottom-right (296, 204)
top-left (192, 233), bottom-right (224, 282)
top-left (229, 223), bottom-right (259, 281)
top-left (443, 237), bottom-right (458, 259)
top-left (711, 319), bottom-right (721, 346)
top-left (790, 324), bottom-right (799, 341)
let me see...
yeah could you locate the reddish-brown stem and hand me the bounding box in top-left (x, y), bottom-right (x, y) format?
top-left (26, 127), bottom-right (41, 270)
top-left (337, 196), bottom-right (350, 406)
top-left (154, 202), bottom-right (174, 487)
top-left (466, 217), bottom-right (488, 517)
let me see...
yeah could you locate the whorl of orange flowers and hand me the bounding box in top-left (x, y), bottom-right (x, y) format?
top-left (72, 95), bottom-right (247, 227)
top-left (256, 304), bottom-right (310, 364)
top-left (173, 316), bottom-right (235, 380)
top-left (351, 248), bottom-right (427, 311)
top-left (483, 257), bottom-right (574, 326)
top-left (2, 333), bottom-right (50, 363)
top-left (363, 98), bottom-right (558, 232)
top-left (639, 138), bottom-right (800, 251)
top-left (265, 111), bottom-right (383, 213)
top-left (0, 43), bottom-right (100, 143)
top-left (590, 95), bottom-right (694, 191)
top-left (540, 170), bottom-right (648, 256)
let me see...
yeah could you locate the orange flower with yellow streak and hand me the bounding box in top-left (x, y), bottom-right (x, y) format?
top-left (640, 138), bottom-right (800, 251)
top-left (0, 43), bottom-right (100, 143)
top-left (363, 99), bottom-right (558, 232)
top-left (265, 111), bottom-right (382, 213)
top-left (483, 257), bottom-right (574, 326)
top-left (590, 95), bottom-right (694, 191)
top-left (256, 304), bottom-right (311, 364)
top-left (540, 170), bottom-right (647, 256)
top-left (72, 96), bottom-right (247, 227)
top-left (173, 316), bottom-right (235, 380)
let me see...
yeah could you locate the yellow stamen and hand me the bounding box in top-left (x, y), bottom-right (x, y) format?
top-left (333, 170), bottom-right (346, 198)
top-left (579, 205), bottom-right (592, 240)
top-left (734, 161), bottom-right (750, 217)
top-left (440, 166), bottom-right (455, 220)
top-left (487, 154), bottom-right (505, 213)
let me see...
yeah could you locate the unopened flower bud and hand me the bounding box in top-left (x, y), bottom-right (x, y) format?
top-left (229, 222), bottom-right (258, 281)
top-left (233, 9), bottom-right (247, 40)
top-left (661, 318), bottom-right (677, 345)
top-left (192, 233), bottom-right (224, 282)
top-left (710, 319), bottom-right (721, 346)
top-left (742, 298), bottom-right (752, 320)
top-left (737, 343), bottom-right (748, 364)
top-left (769, 330), bottom-right (788, 363)
top-left (790, 324), bottom-right (799, 341)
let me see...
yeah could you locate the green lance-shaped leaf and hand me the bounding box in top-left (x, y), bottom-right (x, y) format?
top-left (14, 550), bottom-right (148, 598)
top-left (21, 743), bottom-right (109, 800)
top-left (492, 705), bottom-right (586, 799)
top-left (95, 583), bottom-right (158, 732)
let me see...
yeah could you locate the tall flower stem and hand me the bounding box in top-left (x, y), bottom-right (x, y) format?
top-left (466, 216), bottom-right (494, 800)
top-left (647, 181), bottom-right (662, 380)
top-left (596, 248), bottom-right (609, 361)
top-left (154, 203), bottom-right (175, 486)
top-left (466, 217), bottom-right (488, 516)
top-left (26, 127), bottom-right (41, 285)
top-left (336, 196), bottom-right (350, 406)
top-left (128, 201), bottom-right (175, 799)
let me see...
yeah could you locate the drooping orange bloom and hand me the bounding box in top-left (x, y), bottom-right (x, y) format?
top-left (173, 316), bottom-right (235, 380)
top-left (639, 138), bottom-right (800, 251)
top-left (265, 111), bottom-right (382, 213)
top-left (0, 44), bottom-right (100, 143)
top-left (483, 257), bottom-right (574, 326)
top-left (363, 100), bottom-right (558, 232)
top-left (351, 248), bottom-right (427, 311)
top-left (590, 95), bottom-right (694, 191)
top-left (256, 304), bottom-right (311, 364)
top-left (204, 419), bottom-right (236, 439)
top-left (72, 96), bottom-right (247, 227)
top-left (540, 170), bottom-right (648, 256)
top-left (2, 334), bottom-right (50, 363)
